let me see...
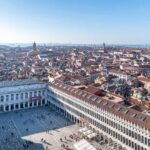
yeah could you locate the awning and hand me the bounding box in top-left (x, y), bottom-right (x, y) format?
top-left (83, 130), bottom-right (93, 136)
top-left (74, 139), bottom-right (96, 150)
top-left (87, 133), bottom-right (97, 139)
top-left (79, 127), bottom-right (88, 133)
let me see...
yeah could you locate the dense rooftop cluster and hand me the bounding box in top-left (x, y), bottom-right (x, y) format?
top-left (0, 43), bottom-right (150, 116)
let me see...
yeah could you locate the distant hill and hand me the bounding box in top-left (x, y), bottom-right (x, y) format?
top-left (0, 45), bottom-right (11, 48)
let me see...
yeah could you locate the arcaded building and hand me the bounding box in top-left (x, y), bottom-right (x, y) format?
top-left (0, 79), bottom-right (149, 150)
top-left (47, 80), bottom-right (150, 150)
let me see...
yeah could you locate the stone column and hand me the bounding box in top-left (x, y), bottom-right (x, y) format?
top-left (45, 99), bottom-right (47, 105)
top-left (32, 102), bottom-right (34, 107)
top-left (36, 101), bottom-right (38, 106)
top-left (28, 102), bottom-right (30, 108)
top-left (9, 105), bottom-right (11, 111)
top-left (18, 103), bottom-right (20, 109)
top-left (23, 103), bottom-right (25, 109)
top-left (3, 105), bottom-right (6, 112)
top-left (14, 104), bottom-right (16, 111)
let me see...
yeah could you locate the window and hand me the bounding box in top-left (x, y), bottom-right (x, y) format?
top-left (70, 89), bottom-right (75, 92)
top-left (129, 130), bottom-right (132, 136)
top-left (95, 98), bottom-right (102, 103)
top-left (6, 95), bottom-right (9, 101)
top-left (63, 86), bottom-right (67, 89)
top-left (145, 137), bottom-right (147, 145)
top-left (103, 101), bottom-right (108, 105)
top-left (16, 94), bottom-right (19, 100)
top-left (21, 93), bottom-right (23, 99)
top-left (108, 103), bottom-right (114, 108)
top-left (30, 92), bottom-right (32, 97)
top-left (42, 90), bottom-right (45, 96)
top-left (139, 115), bottom-right (146, 121)
top-left (82, 93), bottom-right (87, 97)
top-left (38, 91), bottom-right (41, 96)
top-left (123, 109), bottom-right (129, 114)
top-left (91, 97), bottom-right (97, 101)
top-left (78, 91), bottom-right (83, 95)
top-left (1, 96), bottom-right (4, 102)
top-left (114, 105), bottom-right (121, 111)
top-left (148, 139), bottom-right (150, 146)
top-left (25, 92), bottom-right (28, 99)
top-left (141, 136), bottom-right (144, 143)
top-left (87, 95), bottom-right (92, 99)
top-left (131, 131), bottom-right (134, 138)
top-left (138, 134), bottom-right (140, 141)
top-left (11, 94), bottom-right (14, 101)
top-left (74, 90), bottom-right (78, 94)
top-left (34, 91), bottom-right (37, 96)
top-left (135, 133), bottom-right (137, 139)
top-left (67, 87), bottom-right (71, 91)
top-left (131, 112), bottom-right (136, 117)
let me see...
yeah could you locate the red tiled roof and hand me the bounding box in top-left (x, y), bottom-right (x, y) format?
top-left (84, 85), bottom-right (102, 95)
top-left (138, 77), bottom-right (150, 83)
top-left (51, 80), bottom-right (150, 131)
top-left (110, 70), bottom-right (129, 75)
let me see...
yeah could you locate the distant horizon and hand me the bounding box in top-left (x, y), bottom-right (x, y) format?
top-left (1, 42), bottom-right (150, 45)
top-left (1, 41), bottom-right (150, 48)
top-left (1, 41), bottom-right (150, 46)
top-left (1, 42), bottom-right (150, 48)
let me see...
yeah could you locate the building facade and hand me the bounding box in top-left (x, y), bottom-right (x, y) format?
top-left (47, 80), bottom-right (150, 150)
top-left (0, 80), bottom-right (47, 112)
top-left (0, 79), bottom-right (149, 150)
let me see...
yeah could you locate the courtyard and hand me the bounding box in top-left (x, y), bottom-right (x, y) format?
top-left (0, 106), bottom-right (79, 150)
top-left (0, 106), bottom-right (115, 150)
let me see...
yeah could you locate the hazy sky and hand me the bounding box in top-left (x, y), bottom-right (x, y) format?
top-left (0, 0), bottom-right (150, 44)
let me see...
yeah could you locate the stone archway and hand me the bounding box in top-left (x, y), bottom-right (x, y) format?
top-left (99, 133), bottom-right (104, 141)
top-left (6, 105), bottom-right (9, 111)
top-left (103, 135), bottom-right (108, 143)
top-left (25, 102), bottom-right (28, 108)
top-left (20, 103), bottom-right (24, 109)
top-left (15, 104), bottom-right (18, 109)
top-left (92, 128), bottom-right (96, 132)
top-left (113, 142), bottom-right (117, 149)
top-left (118, 144), bottom-right (122, 150)
top-left (108, 138), bottom-right (113, 146)
top-left (0, 105), bottom-right (4, 112)
top-left (122, 147), bottom-right (127, 150)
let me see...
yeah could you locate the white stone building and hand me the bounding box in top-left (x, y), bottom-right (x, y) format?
top-left (0, 80), bottom-right (47, 112)
top-left (109, 70), bottom-right (131, 81)
top-left (0, 79), bottom-right (149, 150)
top-left (47, 80), bottom-right (150, 150)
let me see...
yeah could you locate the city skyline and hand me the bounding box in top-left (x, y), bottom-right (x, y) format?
top-left (0, 0), bottom-right (150, 44)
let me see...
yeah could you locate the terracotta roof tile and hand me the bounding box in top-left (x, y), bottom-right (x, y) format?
top-left (51, 80), bottom-right (150, 131)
